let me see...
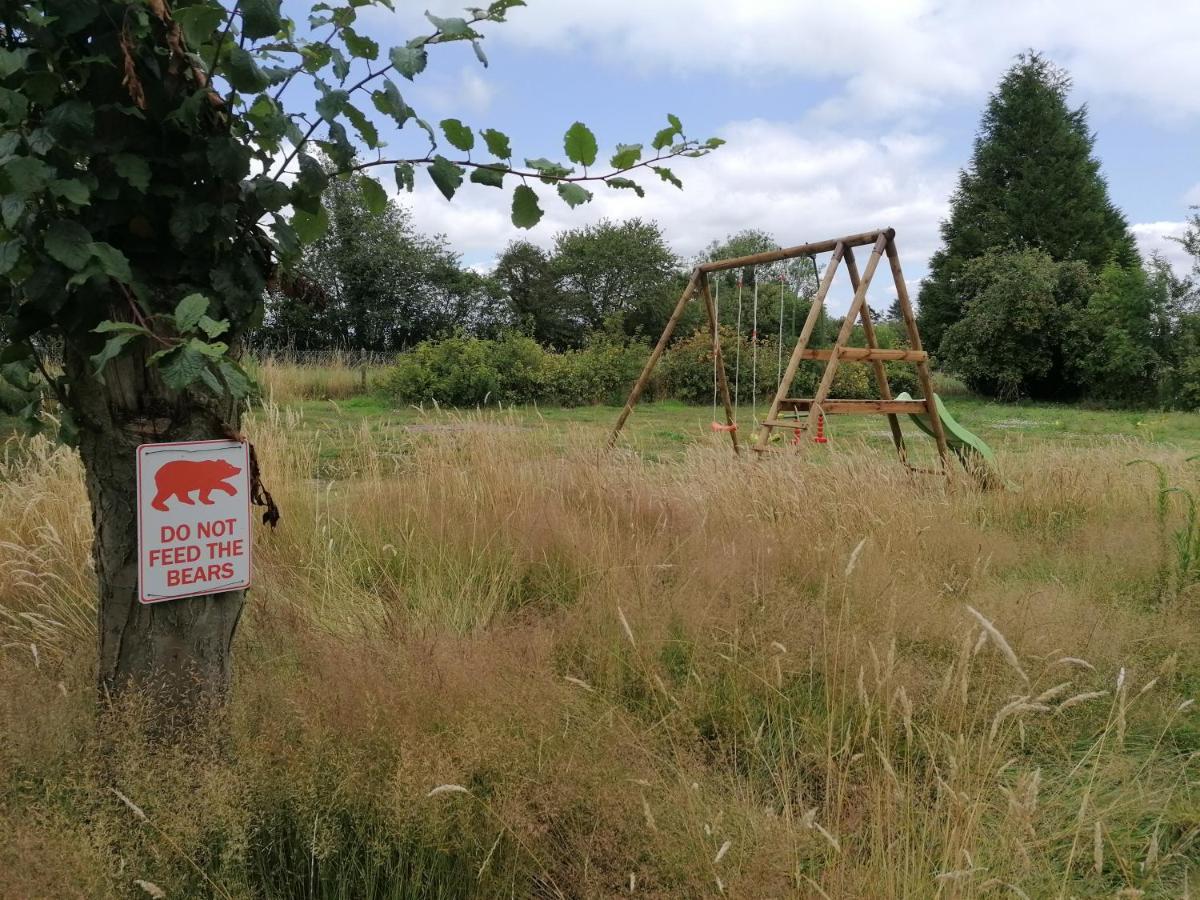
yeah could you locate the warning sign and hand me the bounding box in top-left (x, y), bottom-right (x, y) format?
top-left (137, 439), bottom-right (252, 605)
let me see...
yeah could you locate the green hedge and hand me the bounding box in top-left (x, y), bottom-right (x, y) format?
top-left (383, 330), bottom-right (919, 408)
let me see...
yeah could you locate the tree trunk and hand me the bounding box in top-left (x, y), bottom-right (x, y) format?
top-left (66, 344), bottom-right (246, 709)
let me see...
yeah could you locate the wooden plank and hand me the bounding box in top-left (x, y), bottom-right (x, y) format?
top-left (775, 399), bottom-right (929, 415)
top-left (885, 235), bottom-right (950, 466)
top-left (798, 348), bottom-right (929, 362)
top-left (609, 270), bottom-right (699, 448)
top-left (754, 242), bottom-right (847, 451)
top-left (699, 229), bottom-right (884, 273)
top-left (697, 272), bottom-right (739, 454)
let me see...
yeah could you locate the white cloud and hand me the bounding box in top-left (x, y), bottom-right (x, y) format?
top-left (401, 120), bottom-right (955, 314)
top-left (1184, 183), bottom-right (1200, 206)
top-left (1131, 221), bottom-right (1193, 275)
top-left (407, 66), bottom-right (497, 116)
top-left (397, 0), bottom-right (1200, 122)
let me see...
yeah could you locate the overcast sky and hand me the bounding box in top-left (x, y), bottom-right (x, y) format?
top-left (333, 1), bottom-right (1198, 311)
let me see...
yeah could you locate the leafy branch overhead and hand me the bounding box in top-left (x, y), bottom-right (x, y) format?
top-left (0, 0), bottom-right (721, 417)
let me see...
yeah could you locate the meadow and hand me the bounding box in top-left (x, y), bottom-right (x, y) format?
top-left (2, 366), bottom-right (1199, 898)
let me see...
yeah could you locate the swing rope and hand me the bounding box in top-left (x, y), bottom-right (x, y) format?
top-left (776, 268), bottom-right (786, 385)
top-left (750, 269), bottom-right (759, 420)
top-left (711, 276), bottom-right (719, 423)
top-left (733, 273), bottom-right (743, 420)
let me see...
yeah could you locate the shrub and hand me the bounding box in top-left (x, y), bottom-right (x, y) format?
top-left (385, 334), bottom-right (650, 408)
top-left (384, 329), bottom-right (930, 410)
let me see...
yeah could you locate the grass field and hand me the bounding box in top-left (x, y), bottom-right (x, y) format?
top-left (2, 382), bottom-right (1200, 897)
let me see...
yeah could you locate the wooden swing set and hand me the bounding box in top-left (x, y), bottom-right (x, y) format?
top-left (608, 227), bottom-right (951, 469)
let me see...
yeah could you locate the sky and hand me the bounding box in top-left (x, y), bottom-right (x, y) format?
top-left (314, 0), bottom-right (1199, 312)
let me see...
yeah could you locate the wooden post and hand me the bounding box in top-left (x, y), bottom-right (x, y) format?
top-left (608, 270), bottom-right (700, 448)
top-left (885, 233), bottom-right (949, 467)
top-left (805, 234), bottom-right (889, 424)
top-left (698, 272), bottom-right (739, 453)
top-left (844, 246), bottom-right (906, 461)
top-left (755, 242), bottom-right (846, 451)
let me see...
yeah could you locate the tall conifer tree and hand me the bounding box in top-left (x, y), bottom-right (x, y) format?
top-left (918, 52), bottom-right (1138, 350)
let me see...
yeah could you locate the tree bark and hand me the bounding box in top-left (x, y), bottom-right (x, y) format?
top-left (65, 344), bottom-right (246, 709)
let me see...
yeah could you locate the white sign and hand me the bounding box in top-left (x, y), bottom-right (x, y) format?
top-left (137, 439), bottom-right (252, 604)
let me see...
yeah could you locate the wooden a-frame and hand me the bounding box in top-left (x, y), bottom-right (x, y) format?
top-left (608, 227), bottom-right (950, 469)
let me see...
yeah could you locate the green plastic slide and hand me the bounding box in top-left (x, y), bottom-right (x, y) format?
top-left (894, 392), bottom-right (1000, 487)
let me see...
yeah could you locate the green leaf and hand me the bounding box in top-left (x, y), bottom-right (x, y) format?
top-left (610, 143), bottom-right (642, 169)
top-left (316, 88), bottom-right (350, 121)
top-left (1, 195), bottom-right (23, 229)
top-left (93, 320), bottom-right (151, 335)
top-left (91, 243), bottom-right (133, 282)
top-left (563, 122), bottom-right (598, 167)
top-left (652, 166), bottom-right (682, 189)
top-left (344, 26), bottom-right (380, 60)
top-left (511, 185), bottom-right (542, 229)
top-left (524, 158), bottom-right (573, 182)
top-left (296, 153), bottom-right (329, 197)
top-left (241, 0), bottom-right (283, 39)
top-left (0, 239), bottom-right (21, 275)
top-left (389, 45), bottom-right (427, 80)
top-left (44, 100), bottom-right (94, 145)
top-left (0, 88), bottom-right (28, 124)
top-left (43, 221), bottom-right (92, 270)
top-left (343, 103), bottom-right (380, 148)
top-left (111, 153), bottom-right (151, 191)
top-left (472, 40), bottom-right (488, 67)
top-left (218, 359), bottom-right (255, 399)
top-left (359, 175), bottom-right (388, 214)
top-left (440, 118), bottom-right (475, 152)
top-left (394, 162), bottom-right (415, 192)
top-left (2, 157), bottom-right (50, 195)
top-left (557, 183), bottom-right (592, 208)
top-left (158, 343), bottom-right (208, 391)
top-left (91, 333), bottom-right (137, 379)
top-left (481, 128), bottom-right (511, 160)
top-left (254, 177), bottom-right (291, 212)
top-left (427, 156), bottom-right (464, 201)
top-left (175, 293), bottom-right (210, 332)
top-left (174, 4), bottom-right (224, 46)
top-left (425, 12), bottom-right (472, 37)
top-left (0, 48), bottom-right (34, 78)
top-left (292, 205), bottom-right (330, 243)
top-left (470, 166), bottom-right (504, 188)
top-left (49, 179), bottom-right (89, 205)
top-left (223, 45), bottom-right (271, 92)
top-left (651, 115), bottom-right (685, 151)
top-left (198, 315), bottom-right (230, 339)
top-left (606, 177), bottom-right (644, 198)
top-left (371, 80), bottom-right (411, 126)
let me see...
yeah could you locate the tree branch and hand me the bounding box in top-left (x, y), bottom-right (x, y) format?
top-left (268, 11), bottom-right (494, 183)
top-left (338, 144), bottom-right (709, 186)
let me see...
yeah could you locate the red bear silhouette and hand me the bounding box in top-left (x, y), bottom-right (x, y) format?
top-left (151, 458), bottom-right (241, 512)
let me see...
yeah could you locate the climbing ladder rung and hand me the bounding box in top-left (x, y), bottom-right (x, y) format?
top-left (774, 399), bottom-right (930, 416)
top-left (798, 348), bottom-right (929, 362)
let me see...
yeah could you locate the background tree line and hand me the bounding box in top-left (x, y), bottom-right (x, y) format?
top-left (918, 52), bottom-right (1200, 408)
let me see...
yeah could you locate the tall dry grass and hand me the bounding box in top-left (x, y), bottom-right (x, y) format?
top-left (1, 411), bottom-right (1198, 898)
top-left (254, 353), bottom-right (383, 402)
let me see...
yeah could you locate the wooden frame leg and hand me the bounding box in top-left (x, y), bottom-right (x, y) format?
top-left (844, 246), bottom-right (906, 463)
top-left (755, 241), bottom-right (847, 451)
top-left (698, 273), bottom-right (739, 453)
top-left (806, 233), bottom-right (889, 419)
top-left (609, 270), bottom-right (700, 448)
top-left (885, 234), bottom-right (949, 468)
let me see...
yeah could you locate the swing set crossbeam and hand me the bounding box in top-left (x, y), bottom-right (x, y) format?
top-left (608, 226), bottom-right (951, 471)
